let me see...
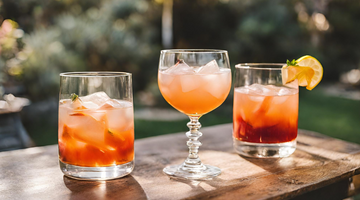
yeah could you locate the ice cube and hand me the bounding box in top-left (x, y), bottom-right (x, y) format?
top-left (248, 95), bottom-right (265, 102)
top-left (272, 95), bottom-right (289, 105)
top-left (249, 96), bottom-right (273, 128)
top-left (58, 104), bottom-right (71, 135)
top-left (246, 84), bottom-right (265, 101)
top-left (278, 88), bottom-right (292, 96)
top-left (158, 71), bottom-right (175, 86)
top-left (247, 84), bottom-right (278, 96)
top-left (71, 98), bottom-right (85, 110)
top-left (262, 86), bottom-right (278, 96)
top-left (65, 110), bottom-right (113, 150)
top-left (203, 68), bottom-right (231, 99)
top-left (100, 99), bottom-right (130, 109)
top-left (164, 60), bottom-right (195, 75)
top-left (272, 88), bottom-right (293, 104)
top-left (62, 97), bottom-right (100, 112)
top-left (180, 75), bottom-right (200, 93)
top-left (265, 85), bottom-right (281, 93)
top-left (196, 60), bottom-right (220, 74)
top-left (82, 101), bottom-right (99, 109)
top-left (59, 99), bottom-right (70, 105)
top-left (80, 91), bottom-right (111, 106)
top-left (235, 87), bottom-right (249, 94)
top-left (106, 101), bottom-right (134, 132)
top-left (247, 84), bottom-right (264, 95)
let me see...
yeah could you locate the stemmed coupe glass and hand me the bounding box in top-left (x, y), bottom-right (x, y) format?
top-left (158, 49), bottom-right (231, 180)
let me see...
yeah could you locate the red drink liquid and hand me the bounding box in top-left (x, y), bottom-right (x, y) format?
top-left (233, 84), bottom-right (298, 143)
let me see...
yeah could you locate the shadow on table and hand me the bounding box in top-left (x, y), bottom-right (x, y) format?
top-left (237, 148), bottom-right (330, 174)
top-left (167, 175), bottom-right (239, 193)
top-left (238, 137), bottom-right (356, 175)
top-left (63, 175), bottom-right (147, 199)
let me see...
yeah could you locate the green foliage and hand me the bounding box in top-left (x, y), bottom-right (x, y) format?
top-left (173, 0), bottom-right (360, 82)
top-left (0, 19), bottom-right (26, 96)
top-left (298, 88), bottom-right (360, 143)
top-left (1, 0), bottom-right (360, 101)
top-left (0, 0), bottom-right (162, 101)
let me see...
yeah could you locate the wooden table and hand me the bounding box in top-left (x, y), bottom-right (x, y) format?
top-left (1, 124), bottom-right (360, 200)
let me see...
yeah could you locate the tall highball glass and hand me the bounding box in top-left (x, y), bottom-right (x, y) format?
top-left (233, 64), bottom-right (299, 158)
top-left (59, 72), bottom-right (134, 180)
top-left (158, 49), bottom-right (231, 180)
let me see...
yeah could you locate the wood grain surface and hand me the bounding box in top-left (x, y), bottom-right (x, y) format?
top-left (1, 123), bottom-right (360, 200)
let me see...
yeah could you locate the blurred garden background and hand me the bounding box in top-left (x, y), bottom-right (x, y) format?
top-left (0, 0), bottom-right (359, 147)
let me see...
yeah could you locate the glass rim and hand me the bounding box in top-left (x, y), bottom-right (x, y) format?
top-left (161, 49), bottom-right (228, 54)
top-left (235, 63), bottom-right (286, 70)
top-left (60, 71), bottom-right (132, 77)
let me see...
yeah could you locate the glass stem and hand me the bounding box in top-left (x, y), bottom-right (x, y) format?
top-left (182, 116), bottom-right (206, 171)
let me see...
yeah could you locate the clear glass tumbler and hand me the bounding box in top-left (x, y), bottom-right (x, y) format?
top-left (233, 64), bottom-right (299, 158)
top-left (158, 49), bottom-right (232, 180)
top-left (59, 72), bottom-right (134, 180)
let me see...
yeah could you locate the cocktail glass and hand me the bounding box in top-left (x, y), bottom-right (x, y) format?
top-left (158, 49), bottom-right (231, 180)
top-left (59, 72), bottom-right (134, 180)
top-left (233, 64), bottom-right (299, 158)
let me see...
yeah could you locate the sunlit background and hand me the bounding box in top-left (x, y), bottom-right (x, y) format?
top-left (0, 0), bottom-right (359, 149)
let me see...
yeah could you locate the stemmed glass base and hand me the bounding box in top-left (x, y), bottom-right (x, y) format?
top-left (163, 164), bottom-right (221, 180)
top-left (163, 116), bottom-right (221, 180)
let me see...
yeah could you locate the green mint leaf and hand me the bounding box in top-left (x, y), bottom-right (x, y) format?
top-left (70, 93), bottom-right (78, 102)
top-left (287, 59), bottom-right (298, 66)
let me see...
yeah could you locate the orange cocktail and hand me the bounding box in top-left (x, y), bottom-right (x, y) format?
top-left (58, 95), bottom-right (134, 167)
top-left (233, 64), bottom-right (299, 158)
top-left (158, 64), bottom-right (231, 116)
top-left (159, 50), bottom-right (231, 180)
top-left (233, 57), bottom-right (322, 158)
top-left (59, 72), bottom-right (134, 180)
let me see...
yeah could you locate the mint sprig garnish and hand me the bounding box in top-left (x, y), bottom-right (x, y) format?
top-left (70, 93), bottom-right (79, 102)
top-left (287, 59), bottom-right (298, 66)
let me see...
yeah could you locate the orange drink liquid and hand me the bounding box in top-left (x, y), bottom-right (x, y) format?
top-left (233, 84), bottom-right (298, 143)
top-left (58, 99), bottom-right (134, 167)
top-left (158, 68), bottom-right (231, 116)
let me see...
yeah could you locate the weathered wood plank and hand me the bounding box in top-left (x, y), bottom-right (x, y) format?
top-left (1, 123), bottom-right (360, 200)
